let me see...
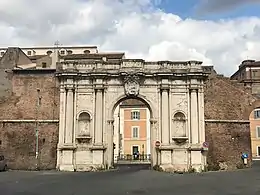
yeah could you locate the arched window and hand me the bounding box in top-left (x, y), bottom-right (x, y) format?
top-left (59, 50), bottom-right (66, 55)
top-left (46, 50), bottom-right (52, 55)
top-left (83, 50), bottom-right (90, 54)
top-left (172, 112), bottom-right (186, 137)
top-left (77, 112), bottom-right (91, 136)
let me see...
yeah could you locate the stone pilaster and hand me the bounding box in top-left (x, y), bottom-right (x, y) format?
top-left (57, 85), bottom-right (66, 168)
top-left (65, 86), bottom-right (74, 144)
top-left (59, 84), bottom-right (75, 172)
top-left (198, 87), bottom-right (205, 143)
top-left (160, 84), bottom-right (171, 165)
top-left (190, 89), bottom-right (199, 144)
top-left (94, 89), bottom-right (103, 145)
top-left (92, 87), bottom-right (105, 167)
top-left (150, 119), bottom-right (158, 166)
top-left (161, 89), bottom-right (170, 144)
top-left (107, 119), bottom-right (114, 168)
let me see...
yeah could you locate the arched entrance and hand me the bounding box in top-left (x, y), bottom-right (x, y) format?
top-left (244, 100), bottom-right (260, 161)
top-left (56, 58), bottom-right (208, 172)
top-left (109, 96), bottom-right (155, 168)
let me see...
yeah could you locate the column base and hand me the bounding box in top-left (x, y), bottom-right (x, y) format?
top-left (75, 164), bottom-right (106, 172)
top-left (59, 164), bottom-right (75, 172)
top-left (190, 150), bottom-right (205, 172)
top-left (161, 150), bottom-right (172, 164)
top-left (93, 150), bottom-right (104, 165)
top-left (154, 147), bottom-right (206, 173)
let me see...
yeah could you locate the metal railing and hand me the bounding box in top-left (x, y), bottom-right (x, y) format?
top-left (115, 154), bottom-right (151, 163)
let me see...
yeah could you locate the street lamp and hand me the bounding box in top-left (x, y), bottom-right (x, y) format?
top-left (36, 88), bottom-right (41, 170)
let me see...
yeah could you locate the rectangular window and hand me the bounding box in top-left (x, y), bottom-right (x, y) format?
top-left (132, 127), bottom-right (139, 138)
top-left (257, 126), bottom-right (260, 138)
top-left (254, 109), bottom-right (260, 119)
top-left (131, 111), bottom-right (140, 120)
top-left (27, 51), bottom-right (32, 56)
top-left (258, 146), bottom-right (260, 156)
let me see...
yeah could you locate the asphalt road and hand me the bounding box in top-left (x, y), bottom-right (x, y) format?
top-left (0, 163), bottom-right (260, 195)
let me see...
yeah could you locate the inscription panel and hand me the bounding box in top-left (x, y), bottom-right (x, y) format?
top-left (171, 94), bottom-right (188, 114)
top-left (77, 94), bottom-right (94, 112)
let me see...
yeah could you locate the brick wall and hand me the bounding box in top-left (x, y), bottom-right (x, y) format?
top-left (0, 70), bottom-right (59, 120)
top-left (0, 122), bottom-right (58, 170)
top-left (204, 74), bottom-right (256, 170)
top-left (0, 70), bottom-right (59, 170)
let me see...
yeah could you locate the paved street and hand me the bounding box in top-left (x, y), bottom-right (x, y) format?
top-left (0, 163), bottom-right (260, 195)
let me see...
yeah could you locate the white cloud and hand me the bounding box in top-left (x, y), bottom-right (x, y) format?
top-left (0, 0), bottom-right (260, 76)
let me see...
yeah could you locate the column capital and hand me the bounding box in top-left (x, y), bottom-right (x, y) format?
top-left (60, 87), bottom-right (66, 93)
top-left (190, 88), bottom-right (198, 92)
top-left (65, 84), bottom-right (74, 91)
top-left (150, 118), bottom-right (158, 124)
top-left (94, 84), bottom-right (105, 91)
top-left (160, 84), bottom-right (170, 91)
top-left (107, 119), bottom-right (114, 125)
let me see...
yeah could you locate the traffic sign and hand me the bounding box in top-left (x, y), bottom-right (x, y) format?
top-left (203, 142), bottom-right (209, 148)
top-left (155, 141), bottom-right (161, 147)
top-left (241, 153), bottom-right (248, 159)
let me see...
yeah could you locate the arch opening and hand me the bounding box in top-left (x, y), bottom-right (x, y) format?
top-left (111, 96), bottom-right (152, 167)
top-left (110, 95), bottom-right (154, 120)
top-left (249, 107), bottom-right (260, 161)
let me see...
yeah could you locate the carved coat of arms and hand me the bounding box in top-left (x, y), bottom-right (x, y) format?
top-left (124, 75), bottom-right (140, 96)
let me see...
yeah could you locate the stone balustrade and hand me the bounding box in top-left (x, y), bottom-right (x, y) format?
top-left (57, 59), bottom-right (204, 74)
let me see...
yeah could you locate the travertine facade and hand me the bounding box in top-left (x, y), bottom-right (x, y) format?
top-left (56, 59), bottom-right (208, 172)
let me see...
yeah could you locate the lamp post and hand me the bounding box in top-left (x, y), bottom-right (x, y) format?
top-left (35, 88), bottom-right (41, 170)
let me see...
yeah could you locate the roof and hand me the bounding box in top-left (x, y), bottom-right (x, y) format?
top-left (231, 60), bottom-right (260, 79)
top-left (0, 45), bottom-right (98, 50)
top-left (28, 55), bottom-right (48, 60)
top-left (61, 53), bottom-right (125, 60)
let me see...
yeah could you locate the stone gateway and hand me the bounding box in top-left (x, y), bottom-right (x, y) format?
top-left (56, 59), bottom-right (208, 172)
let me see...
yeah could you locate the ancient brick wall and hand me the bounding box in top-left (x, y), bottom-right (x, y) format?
top-left (0, 122), bottom-right (58, 170)
top-left (204, 74), bottom-right (255, 170)
top-left (0, 70), bottom-right (59, 120)
top-left (0, 70), bottom-right (59, 170)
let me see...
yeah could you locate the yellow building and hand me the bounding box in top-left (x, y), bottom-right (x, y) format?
top-left (122, 107), bottom-right (148, 155)
top-left (113, 99), bottom-right (150, 160)
top-left (250, 108), bottom-right (260, 160)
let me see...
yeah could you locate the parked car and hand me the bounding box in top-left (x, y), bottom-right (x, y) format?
top-left (0, 155), bottom-right (7, 171)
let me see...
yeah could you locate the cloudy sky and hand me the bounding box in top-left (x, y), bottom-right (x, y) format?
top-left (1, 0), bottom-right (260, 76)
